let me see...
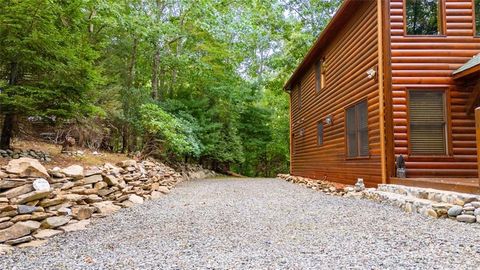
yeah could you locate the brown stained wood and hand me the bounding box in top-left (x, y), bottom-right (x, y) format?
top-left (389, 0), bottom-right (480, 179)
top-left (476, 107), bottom-right (480, 186)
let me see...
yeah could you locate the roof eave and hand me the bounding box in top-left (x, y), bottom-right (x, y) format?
top-left (283, 0), bottom-right (359, 91)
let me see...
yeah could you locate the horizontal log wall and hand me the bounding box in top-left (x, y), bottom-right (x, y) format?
top-left (389, 0), bottom-right (480, 178)
top-left (290, 1), bottom-right (382, 187)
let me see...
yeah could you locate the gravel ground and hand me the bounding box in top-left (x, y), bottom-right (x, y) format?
top-left (1, 178), bottom-right (480, 269)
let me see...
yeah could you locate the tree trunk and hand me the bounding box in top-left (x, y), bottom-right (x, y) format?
top-left (151, 47), bottom-right (160, 100)
top-left (0, 114), bottom-right (14, 149)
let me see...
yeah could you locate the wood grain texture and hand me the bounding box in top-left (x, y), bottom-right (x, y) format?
top-left (389, 0), bottom-right (480, 179)
top-left (290, 1), bottom-right (382, 187)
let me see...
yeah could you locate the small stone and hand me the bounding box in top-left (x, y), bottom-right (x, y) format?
top-left (128, 194), bottom-right (144, 204)
top-left (61, 165), bottom-right (84, 180)
top-left (92, 201), bottom-right (121, 215)
top-left (0, 244), bottom-right (14, 255)
top-left (447, 205), bottom-right (463, 217)
top-left (74, 207), bottom-right (93, 220)
top-left (18, 220), bottom-right (41, 230)
top-left (17, 204), bottom-right (38, 214)
top-left (117, 160), bottom-right (137, 168)
top-left (33, 229), bottom-right (63, 239)
top-left (60, 219), bottom-right (90, 232)
top-left (17, 239), bottom-right (47, 248)
top-left (471, 201), bottom-right (480, 208)
top-left (32, 178), bottom-right (50, 191)
top-left (103, 175), bottom-right (119, 186)
top-left (83, 174), bottom-right (103, 185)
top-left (15, 190), bottom-right (51, 204)
top-left (0, 222), bottom-right (13, 230)
top-left (158, 186), bottom-right (170, 194)
top-left (463, 206), bottom-right (475, 212)
top-left (0, 210), bottom-right (18, 218)
top-left (10, 214), bottom-right (33, 222)
top-left (41, 216), bottom-right (71, 229)
top-left (456, 215), bottom-right (476, 223)
top-left (58, 207), bottom-right (72, 216)
top-left (5, 235), bottom-right (34, 245)
top-left (94, 181), bottom-right (108, 190)
top-left (40, 197), bottom-right (66, 207)
top-left (151, 191), bottom-right (162, 199)
top-left (474, 208), bottom-right (480, 216)
top-left (30, 212), bottom-right (53, 221)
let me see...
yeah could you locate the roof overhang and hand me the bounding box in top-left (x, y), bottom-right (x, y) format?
top-left (283, 0), bottom-right (360, 91)
top-left (452, 54), bottom-right (480, 80)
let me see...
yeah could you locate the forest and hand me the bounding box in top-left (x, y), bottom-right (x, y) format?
top-left (0, 0), bottom-right (340, 177)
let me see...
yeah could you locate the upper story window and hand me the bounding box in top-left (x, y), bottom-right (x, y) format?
top-left (408, 90), bottom-right (447, 155)
top-left (346, 100), bottom-right (369, 158)
top-left (475, 0), bottom-right (480, 36)
top-left (315, 59), bottom-right (326, 93)
top-left (405, 0), bottom-right (443, 35)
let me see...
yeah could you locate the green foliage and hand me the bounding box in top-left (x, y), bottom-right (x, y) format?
top-left (0, 0), bottom-right (341, 175)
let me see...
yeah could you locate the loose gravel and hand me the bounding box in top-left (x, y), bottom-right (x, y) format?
top-left (1, 178), bottom-right (479, 269)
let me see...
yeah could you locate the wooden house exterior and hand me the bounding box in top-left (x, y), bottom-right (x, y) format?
top-left (285, 0), bottom-right (480, 193)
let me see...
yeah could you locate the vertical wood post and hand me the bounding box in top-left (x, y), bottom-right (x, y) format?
top-left (476, 107), bottom-right (480, 188)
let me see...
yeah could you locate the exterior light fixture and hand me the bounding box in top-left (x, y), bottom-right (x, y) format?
top-left (324, 115), bottom-right (333, 125)
top-left (366, 66), bottom-right (377, 80)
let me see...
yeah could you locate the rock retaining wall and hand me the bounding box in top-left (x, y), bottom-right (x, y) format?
top-left (0, 158), bottom-right (215, 254)
top-left (0, 149), bottom-right (51, 162)
top-left (278, 174), bottom-right (480, 224)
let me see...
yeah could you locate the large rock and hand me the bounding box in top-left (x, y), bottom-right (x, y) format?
top-left (0, 222), bottom-right (32, 243)
top-left (18, 220), bottom-right (41, 230)
top-left (5, 158), bottom-right (49, 178)
top-left (92, 201), bottom-right (121, 215)
top-left (15, 190), bottom-right (51, 204)
top-left (61, 165), bottom-right (84, 180)
top-left (1, 184), bottom-right (33, 199)
top-left (41, 216), bottom-right (71, 229)
top-left (33, 178), bottom-right (50, 191)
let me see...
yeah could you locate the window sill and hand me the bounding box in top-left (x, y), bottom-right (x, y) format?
top-left (403, 35), bottom-right (446, 38)
top-left (345, 155), bottom-right (371, 161)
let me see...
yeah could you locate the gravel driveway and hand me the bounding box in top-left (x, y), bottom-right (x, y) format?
top-left (1, 178), bottom-right (479, 269)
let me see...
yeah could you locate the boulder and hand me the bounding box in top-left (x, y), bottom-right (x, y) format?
top-left (41, 216), bottom-right (71, 229)
top-left (15, 190), bottom-right (51, 204)
top-left (61, 165), bottom-right (84, 180)
top-left (32, 178), bottom-right (50, 191)
top-left (0, 222), bottom-right (32, 243)
top-left (33, 229), bottom-right (63, 239)
top-left (5, 158), bottom-right (49, 178)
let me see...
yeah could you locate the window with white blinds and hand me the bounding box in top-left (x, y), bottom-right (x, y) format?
top-left (346, 100), bottom-right (369, 157)
top-left (409, 90), bottom-right (447, 155)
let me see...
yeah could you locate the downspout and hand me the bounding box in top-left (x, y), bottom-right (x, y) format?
top-left (377, 0), bottom-right (387, 184)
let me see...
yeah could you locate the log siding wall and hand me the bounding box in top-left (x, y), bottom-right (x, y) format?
top-left (389, 0), bottom-right (480, 178)
top-left (290, 1), bottom-right (382, 186)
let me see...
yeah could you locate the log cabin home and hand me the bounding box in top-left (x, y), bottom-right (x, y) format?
top-left (284, 0), bottom-right (480, 193)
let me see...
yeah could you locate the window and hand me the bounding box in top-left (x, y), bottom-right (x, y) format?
top-left (409, 90), bottom-right (447, 155)
top-left (475, 0), bottom-right (480, 36)
top-left (297, 83), bottom-right (302, 109)
top-left (405, 0), bottom-right (443, 35)
top-left (317, 122), bottom-right (324, 146)
top-left (315, 60), bottom-right (326, 92)
top-left (346, 100), bottom-right (369, 157)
